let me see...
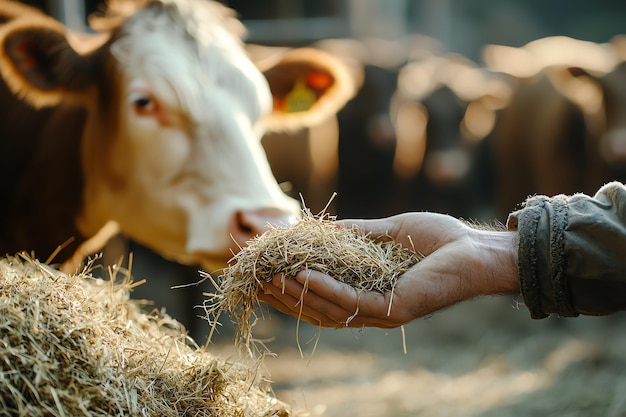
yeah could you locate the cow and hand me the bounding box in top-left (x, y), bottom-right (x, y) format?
top-left (483, 35), bottom-right (626, 220)
top-left (310, 36), bottom-right (439, 219)
top-left (0, 0), bottom-right (355, 279)
top-left (308, 37), bottom-right (510, 220)
top-left (387, 52), bottom-right (513, 219)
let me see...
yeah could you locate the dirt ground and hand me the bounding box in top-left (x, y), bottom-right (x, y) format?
top-left (211, 295), bottom-right (626, 417)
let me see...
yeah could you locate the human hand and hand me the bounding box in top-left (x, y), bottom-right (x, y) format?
top-left (257, 212), bottom-right (520, 328)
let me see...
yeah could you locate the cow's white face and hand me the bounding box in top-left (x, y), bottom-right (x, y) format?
top-left (78, 2), bottom-right (300, 269)
top-left (0, 0), bottom-right (355, 270)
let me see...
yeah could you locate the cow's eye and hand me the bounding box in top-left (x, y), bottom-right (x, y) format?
top-left (129, 92), bottom-right (157, 116)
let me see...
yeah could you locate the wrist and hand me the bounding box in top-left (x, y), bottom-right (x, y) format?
top-left (471, 229), bottom-right (520, 296)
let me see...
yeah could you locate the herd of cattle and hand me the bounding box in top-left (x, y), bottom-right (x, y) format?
top-left (320, 33), bottom-right (626, 223)
top-left (2, 0), bottom-right (626, 340)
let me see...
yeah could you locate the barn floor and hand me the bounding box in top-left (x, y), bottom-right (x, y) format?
top-left (210, 296), bottom-right (626, 417)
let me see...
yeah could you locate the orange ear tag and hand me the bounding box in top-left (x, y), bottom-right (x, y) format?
top-left (284, 77), bottom-right (316, 113)
top-left (273, 97), bottom-right (286, 112)
top-left (306, 71), bottom-right (332, 89)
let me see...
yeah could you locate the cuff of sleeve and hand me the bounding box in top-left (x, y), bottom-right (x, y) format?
top-left (506, 195), bottom-right (579, 319)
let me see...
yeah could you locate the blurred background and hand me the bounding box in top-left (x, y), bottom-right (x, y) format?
top-left (29, 0), bottom-right (626, 51)
top-left (228, 0), bottom-right (625, 57)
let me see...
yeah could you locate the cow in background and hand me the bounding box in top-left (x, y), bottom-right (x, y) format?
top-left (483, 35), bottom-right (626, 220)
top-left (0, 0), bottom-right (355, 341)
top-left (310, 35), bottom-right (442, 218)
top-left (389, 53), bottom-right (513, 220)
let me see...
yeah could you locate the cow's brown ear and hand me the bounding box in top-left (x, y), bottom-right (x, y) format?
top-left (0, 17), bottom-right (94, 107)
top-left (258, 47), bottom-right (359, 131)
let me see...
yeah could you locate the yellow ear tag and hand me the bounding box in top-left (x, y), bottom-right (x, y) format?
top-left (284, 77), bottom-right (316, 113)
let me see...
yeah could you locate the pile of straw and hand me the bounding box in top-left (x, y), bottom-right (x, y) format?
top-left (205, 210), bottom-right (421, 350)
top-left (0, 254), bottom-right (293, 417)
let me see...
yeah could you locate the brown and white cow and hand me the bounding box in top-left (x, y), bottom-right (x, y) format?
top-left (483, 35), bottom-right (626, 220)
top-left (387, 52), bottom-right (512, 219)
top-left (0, 0), bottom-right (355, 273)
top-left (310, 36), bottom-right (430, 218)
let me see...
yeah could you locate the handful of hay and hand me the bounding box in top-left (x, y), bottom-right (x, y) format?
top-left (0, 254), bottom-right (293, 417)
top-left (205, 210), bottom-right (421, 350)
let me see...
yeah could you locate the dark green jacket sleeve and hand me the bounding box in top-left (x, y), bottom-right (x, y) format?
top-left (506, 181), bottom-right (626, 319)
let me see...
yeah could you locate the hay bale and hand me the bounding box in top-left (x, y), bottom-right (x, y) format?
top-left (0, 254), bottom-right (293, 417)
top-left (206, 210), bottom-right (421, 350)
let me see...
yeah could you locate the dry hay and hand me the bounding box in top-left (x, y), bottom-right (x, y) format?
top-left (204, 209), bottom-right (421, 353)
top-left (0, 254), bottom-right (293, 417)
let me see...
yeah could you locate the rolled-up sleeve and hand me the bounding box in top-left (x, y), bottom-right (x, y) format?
top-left (506, 181), bottom-right (626, 319)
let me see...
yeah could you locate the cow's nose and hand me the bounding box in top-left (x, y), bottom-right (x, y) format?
top-left (601, 128), bottom-right (626, 165)
top-left (229, 207), bottom-right (300, 248)
top-left (424, 149), bottom-right (470, 186)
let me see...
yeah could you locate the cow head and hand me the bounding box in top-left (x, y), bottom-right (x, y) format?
top-left (392, 54), bottom-right (512, 186)
top-left (483, 35), bottom-right (626, 172)
top-left (0, 0), bottom-right (355, 272)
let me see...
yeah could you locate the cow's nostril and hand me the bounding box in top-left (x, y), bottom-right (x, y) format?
top-left (230, 208), bottom-right (299, 248)
top-left (235, 211), bottom-right (258, 236)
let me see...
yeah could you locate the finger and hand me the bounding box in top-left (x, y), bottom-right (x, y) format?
top-left (294, 270), bottom-right (394, 319)
top-left (260, 271), bottom-right (415, 328)
top-left (258, 277), bottom-right (353, 327)
top-left (257, 288), bottom-right (399, 328)
top-left (256, 291), bottom-right (327, 326)
top-left (259, 273), bottom-right (367, 327)
top-left (297, 269), bottom-right (439, 328)
top-left (258, 280), bottom-right (407, 329)
top-left (292, 271), bottom-right (406, 328)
